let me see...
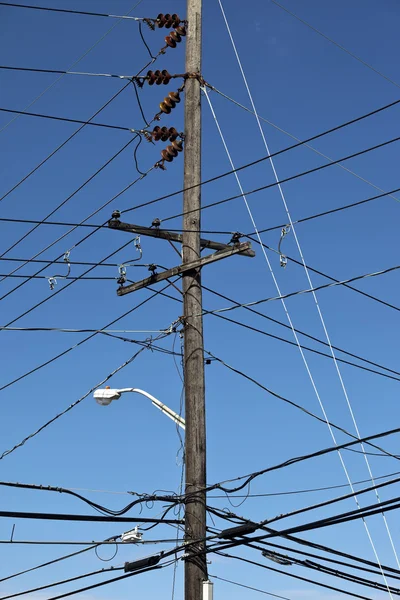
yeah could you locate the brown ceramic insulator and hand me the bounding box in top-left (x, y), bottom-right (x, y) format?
top-left (161, 69), bottom-right (171, 84)
top-left (154, 70), bottom-right (163, 85)
top-left (159, 102), bottom-right (171, 114)
top-left (161, 149), bottom-right (173, 162)
top-left (166, 144), bottom-right (178, 158)
top-left (171, 14), bottom-right (180, 27)
top-left (165, 35), bottom-right (177, 48)
top-left (160, 126), bottom-right (170, 142)
top-left (147, 70), bottom-right (157, 85)
top-left (169, 30), bottom-right (181, 43)
top-left (163, 96), bottom-right (176, 109)
top-left (164, 13), bottom-right (173, 27)
top-left (156, 13), bottom-right (166, 27)
top-left (152, 126), bottom-right (162, 141)
top-left (168, 91), bottom-right (180, 103)
top-left (168, 127), bottom-right (179, 141)
top-left (175, 25), bottom-right (186, 36)
top-left (171, 139), bottom-right (183, 152)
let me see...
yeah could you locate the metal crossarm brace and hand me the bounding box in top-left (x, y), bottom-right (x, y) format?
top-left (108, 219), bottom-right (255, 258)
top-left (116, 241), bottom-right (254, 296)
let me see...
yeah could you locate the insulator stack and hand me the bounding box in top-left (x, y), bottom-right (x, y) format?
top-left (159, 91), bottom-right (181, 114)
top-left (156, 13), bottom-right (181, 28)
top-left (146, 69), bottom-right (172, 85)
top-left (152, 126), bottom-right (180, 142)
top-left (161, 140), bottom-right (183, 162)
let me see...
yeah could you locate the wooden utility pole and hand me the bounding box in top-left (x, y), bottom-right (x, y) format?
top-left (182, 0), bottom-right (207, 598)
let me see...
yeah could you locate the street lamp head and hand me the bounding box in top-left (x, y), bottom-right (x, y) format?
top-left (93, 387), bottom-right (122, 406)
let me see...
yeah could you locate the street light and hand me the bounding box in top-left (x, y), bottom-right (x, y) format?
top-left (93, 387), bottom-right (185, 430)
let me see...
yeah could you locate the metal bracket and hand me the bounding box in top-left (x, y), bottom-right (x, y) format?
top-left (108, 218), bottom-right (255, 258)
top-left (117, 242), bottom-right (254, 296)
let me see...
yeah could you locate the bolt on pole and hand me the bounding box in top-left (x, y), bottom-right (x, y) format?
top-left (182, 0), bottom-right (207, 599)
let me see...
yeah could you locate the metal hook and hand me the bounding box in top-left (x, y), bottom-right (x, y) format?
top-left (278, 225), bottom-right (291, 268)
top-left (47, 251), bottom-right (71, 291)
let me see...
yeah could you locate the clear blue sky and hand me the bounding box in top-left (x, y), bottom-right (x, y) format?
top-left (0, 0), bottom-right (399, 598)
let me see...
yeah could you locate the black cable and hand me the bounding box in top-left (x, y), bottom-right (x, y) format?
top-left (204, 264), bottom-right (400, 317)
top-left (203, 423), bottom-right (400, 495)
top-left (204, 351), bottom-right (400, 463)
top-left (117, 97), bottom-right (400, 216)
top-left (203, 282), bottom-right (400, 376)
top-left (207, 506), bottom-right (400, 580)
top-left (0, 256), bottom-right (145, 268)
top-left (265, 473), bottom-right (400, 527)
top-left (244, 185), bottom-right (400, 237)
top-left (0, 509), bottom-right (182, 524)
top-left (209, 574), bottom-right (292, 599)
top-left (0, 535), bottom-right (118, 583)
top-left (0, 81), bottom-right (132, 206)
top-left (248, 544), bottom-right (399, 595)
top-left (0, 106), bottom-right (133, 130)
top-left (0, 134), bottom-right (138, 272)
top-left (203, 294), bottom-right (400, 382)
top-left (247, 236), bottom-right (400, 314)
top-left (214, 551), bottom-right (373, 600)
top-left (159, 134), bottom-right (400, 222)
top-left (0, 481), bottom-right (179, 518)
top-left (260, 541), bottom-right (400, 583)
top-left (208, 469), bottom-right (400, 499)
top-left (0, 277), bottom-right (179, 393)
top-left (0, 565), bottom-right (124, 600)
top-left (0, 2), bottom-right (145, 20)
top-left (45, 566), bottom-right (164, 600)
top-left (0, 274), bottom-right (118, 280)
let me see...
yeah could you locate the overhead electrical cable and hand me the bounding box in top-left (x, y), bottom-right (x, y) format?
top-left (219, 0), bottom-right (400, 569)
top-left (0, 2), bottom-right (150, 20)
top-left (205, 10), bottom-right (399, 579)
top-left (209, 574), bottom-right (292, 599)
top-left (204, 350), bottom-right (399, 461)
top-left (0, 0), bottom-right (144, 134)
top-left (244, 187), bottom-right (400, 237)
top-left (204, 264), bottom-right (400, 315)
top-left (0, 37), bottom-right (170, 208)
top-left (159, 133), bottom-right (400, 223)
top-left (203, 285), bottom-right (400, 381)
top-left (0, 340), bottom-right (154, 460)
top-left (0, 106), bottom-right (135, 130)
top-left (0, 165), bottom-right (152, 298)
top-left (0, 279), bottom-right (179, 393)
top-left (269, 0), bottom-right (400, 89)
top-left (246, 237), bottom-right (400, 314)
top-left (119, 97), bottom-right (400, 216)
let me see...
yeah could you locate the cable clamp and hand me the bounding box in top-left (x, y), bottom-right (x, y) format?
top-left (278, 225), bottom-right (291, 268)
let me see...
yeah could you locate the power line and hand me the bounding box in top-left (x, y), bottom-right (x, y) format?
top-left (209, 573), bottom-right (292, 599)
top-left (269, 0), bottom-right (400, 90)
top-left (203, 285), bottom-right (400, 381)
top-left (207, 83), bottom-right (400, 207)
top-left (119, 97), bottom-right (400, 216)
top-left (0, 343), bottom-right (148, 460)
top-left (0, 509), bottom-right (181, 524)
top-left (0, 565), bottom-right (123, 600)
top-left (0, 106), bottom-right (135, 131)
top-left (0, 0), bottom-right (145, 134)
top-left (0, 279), bottom-right (178, 393)
top-left (159, 134), bottom-right (400, 222)
top-left (204, 351), bottom-right (399, 462)
top-left (0, 2), bottom-right (148, 20)
top-left (247, 236), bottom-right (400, 314)
top-left (205, 264), bottom-right (400, 316)
top-left (244, 186), bottom-right (400, 237)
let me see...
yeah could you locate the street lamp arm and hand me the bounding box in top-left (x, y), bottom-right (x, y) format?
top-left (121, 388), bottom-right (185, 431)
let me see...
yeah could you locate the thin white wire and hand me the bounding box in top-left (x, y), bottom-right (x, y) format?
top-left (0, 0), bottom-right (144, 134)
top-left (216, 0), bottom-right (400, 572)
top-left (214, 1), bottom-right (398, 592)
top-left (204, 83), bottom-right (395, 599)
